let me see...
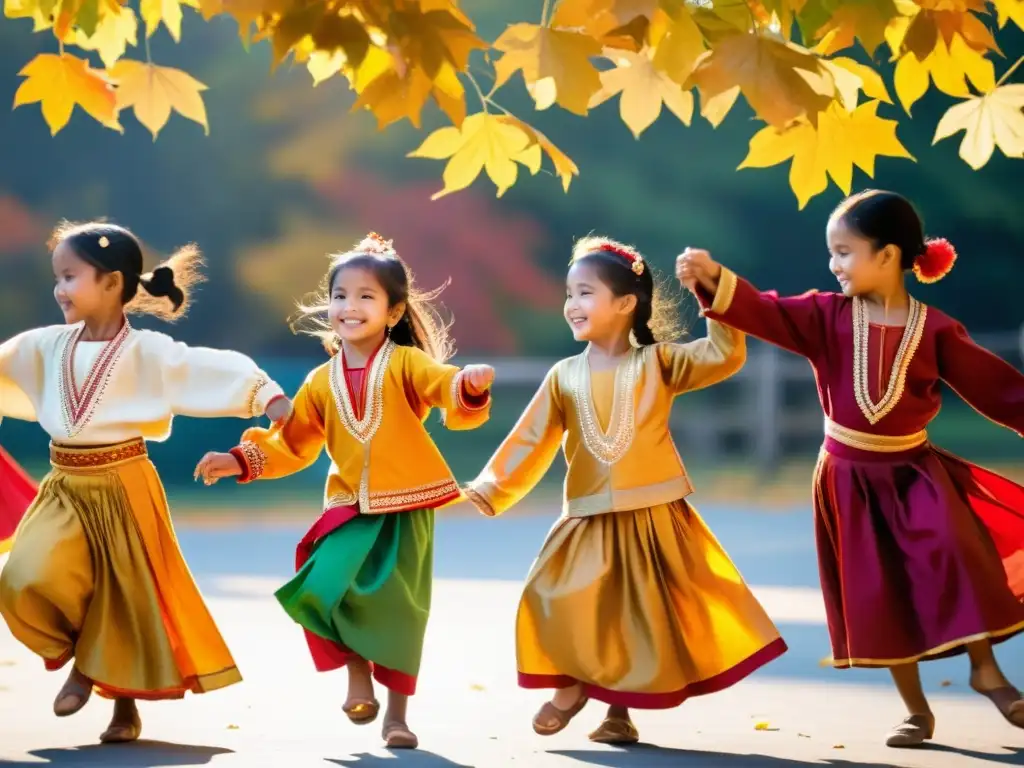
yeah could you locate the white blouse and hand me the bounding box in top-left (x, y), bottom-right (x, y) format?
top-left (0, 321), bottom-right (285, 445)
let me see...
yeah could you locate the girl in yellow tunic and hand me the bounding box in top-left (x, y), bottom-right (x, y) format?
top-left (466, 236), bottom-right (787, 744)
top-left (194, 233), bottom-right (494, 751)
top-left (0, 221), bottom-right (291, 744)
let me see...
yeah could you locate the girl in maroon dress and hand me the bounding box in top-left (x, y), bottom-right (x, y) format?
top-left (678, 189), bottom-right (1024, 748)
top-left (0, 445), bottom-right (36, 554)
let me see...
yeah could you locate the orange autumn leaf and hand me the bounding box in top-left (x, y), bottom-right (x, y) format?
top-left (14, 53), bottom-right (120, 135)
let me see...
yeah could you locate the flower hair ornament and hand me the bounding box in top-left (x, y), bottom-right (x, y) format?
top-left (579, 238), bottom-right (645, 276)
top-left (913, 237), bottom-right (957, 284)
top-left (356, 231), bottom-right (397, 256)
top-left (98, 236), bottom-right (110, 248)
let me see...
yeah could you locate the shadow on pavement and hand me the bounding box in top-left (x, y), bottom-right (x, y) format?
top-left (552, 743), bottom-right (1024, 767)
top-left (327, 753), bottom-right (473, 767)
top-left (0, 742), bottom-right (233, 766)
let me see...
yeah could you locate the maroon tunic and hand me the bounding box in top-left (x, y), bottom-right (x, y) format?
top-left (699, 274), bottom-right (1024, 667)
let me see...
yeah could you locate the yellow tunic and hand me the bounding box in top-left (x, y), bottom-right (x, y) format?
top-left (0, 320), bottom-right (284, 700)
top-left (233, 340), bottom-right (490, 513)
top-left (467, 323), bottom-right (787, 707)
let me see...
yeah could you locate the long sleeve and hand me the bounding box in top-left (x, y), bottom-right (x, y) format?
top-left (466, 368), bottom-right (565, 517)
top-left (232, 376), bottom-right (326, 482)
top-left (937, 320), bottom-right (1024, 437)
top-left (0, 329), bottom-right (44, 423)
top-left (656, 318), bottom-right (746, 396)
top-left (401, 347), bottom-right (491, 431)
top-left (696, 266), bottom-right (831, 360)
top-left (148, 331), bottom-right (286, 419)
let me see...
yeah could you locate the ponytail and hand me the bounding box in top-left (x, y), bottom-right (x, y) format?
top-left (128, 243), bottom-right (205, 321)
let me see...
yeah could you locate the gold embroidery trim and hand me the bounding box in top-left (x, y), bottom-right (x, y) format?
top-left (851, 297), bottom-right (927, 425)
top-left (247, 375), bottom-right (270, 418)
top-left (329, 340), bottom-right (395, 444)
top-left (236, 441), bottom-right (267, 480)
top-left (572, 350), bottom-right (638, 465)
top-left (58, 321), bottom-right (133, 439)
top-left (324, 479), bottom-right (459, 514)
top-left (824, 419), bottom-right (927, 453)
top-left (50, 438), bottom-right (147, 470)
top-left (464, 487), bottom-right (496, 517)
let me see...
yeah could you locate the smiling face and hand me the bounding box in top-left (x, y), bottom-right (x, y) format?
top-left (826, 214), bottom-right (899, 297)
top-left (564, 260), bottom-right (634, 343)
top-left (329, 265), bottom-right (402, 348)
top-left (52, 240), bottom-right (119, 324)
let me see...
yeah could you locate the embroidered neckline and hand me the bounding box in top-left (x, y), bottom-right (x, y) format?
top-left (58, 320), bottom-right (133, 438)
top-left (329, 340), bottom-right (395, 444)
top-left (851, 296), bottom-right (927, 425)
top-left (572, 349), bottom-right (639, 465)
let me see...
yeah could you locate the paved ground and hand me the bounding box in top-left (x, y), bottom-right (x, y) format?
top-left (2, 503), bottom-right (1024, 767)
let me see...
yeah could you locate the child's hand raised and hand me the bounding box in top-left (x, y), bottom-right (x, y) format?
top-left (194, 451), bottom-right (243, 486)
top-left (462, 364), bottom-right (495, 395)
top-left (676, 248), bottom-right (722, 294)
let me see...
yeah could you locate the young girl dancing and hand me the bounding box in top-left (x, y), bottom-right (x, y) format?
top-left (465, 236), bottom-right (787, 744)
top-left (0, 221), bottom-right (291, 743)
top-left (678, 189), bottom-right (1024, 748)
top-left (194, 233), bottom-right (494, 750)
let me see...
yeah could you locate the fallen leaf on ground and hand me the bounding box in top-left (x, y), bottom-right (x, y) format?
top-left (754, 721), bottom-right (779, 731)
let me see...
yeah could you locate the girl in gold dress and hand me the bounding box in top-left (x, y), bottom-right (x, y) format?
top-left (466, 236), bottom-right (787, 744)
top-left (0, 221), bottom-right (291, 743)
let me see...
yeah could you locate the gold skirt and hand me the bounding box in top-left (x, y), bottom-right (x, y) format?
top-left (516, 500), bottom-right (787, 708)
top-left (0, 439), bottom-right (241, 700)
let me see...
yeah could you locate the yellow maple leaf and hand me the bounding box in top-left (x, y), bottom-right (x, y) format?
top-left (812, 0), bottom-right (901, 57)
top-left (824, 56), bottom-right (892, 110)
top-left (739, 100), bottom-right (913, 208)
top-left (353, 66), bottom-right (435, 130)
top-left (932, 83), bottom-right (1024, 169)
top-left (5, 0), bottom-right (55, 31)
top-left (893, 33), bottom-right (995, 114)
top-left (589, 47), bottom-right (693, 137)
top-left (110, 59), bottom-right (209, 139)
top-left (991, 0), bottom-right (1024, 29)
top-left (13, 52), bottom-right (121, 135)
top-left (688, 33), bottom-right (834, 128)
top-left (497, 113), bottom-right (580, 192)
top-left (650, 8), bottom-right (705, 85)
top-left (407, 112), bottom-right (531, 199)
top-left (140, 0), bottom-right (198, 42)
top-left (492, 23), bottom-right (602, 115)
top-left (75, 5), bottom-right (139, 69)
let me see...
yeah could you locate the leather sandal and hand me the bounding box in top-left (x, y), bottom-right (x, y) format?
top-left (885, 714), bottom-right (935, 747)
top-left (589, 716), bottom-right (639, 744)
top-left (342, 697), bottom-right (380, 725)
top-left (382, 721), bottom-right (418, 749)
top-left (53, 674), bottom-right (93, 717)
top-left (972, 684), bottom-right (1024, 728)
top-left (532, 694), bottom-right (589, 736)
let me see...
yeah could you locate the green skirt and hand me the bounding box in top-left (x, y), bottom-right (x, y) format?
top-left (275, 508), bottom-right (434, 695)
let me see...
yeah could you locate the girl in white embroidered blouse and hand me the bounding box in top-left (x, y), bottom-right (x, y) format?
top-left (0, 220), bottom-right (291, 744)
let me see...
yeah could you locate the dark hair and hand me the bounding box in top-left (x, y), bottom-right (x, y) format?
top-left (292, 233), bottom-right (454, 361)
top-left (570, 235), bottom-right (682, 345)
top-left (831, 190), bottom-right (926, 270)
top-left (50, 220), bottom-right (205, 321)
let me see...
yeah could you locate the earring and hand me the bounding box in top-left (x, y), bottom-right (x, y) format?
top-left (385, 325), bottom-right (392, 337)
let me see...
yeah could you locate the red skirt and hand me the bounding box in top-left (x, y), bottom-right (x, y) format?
top-left (815, 438), bottom-right (1024, 668)
top-left (0, 446), bottom-right (36, 553)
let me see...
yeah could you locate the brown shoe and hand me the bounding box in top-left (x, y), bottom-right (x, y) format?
top-left (972, 684), bottom-right (1024, 729)
top-left (382, 721), bottom-right (418, 749)
top-left (885, 714), bottom-right (934, 748)
top-left (532, 694), bottom-right (589, 736)
top-left (589, 716), bottom-right (639, 744)
top-left (342, 697), bottom-right (380, 725)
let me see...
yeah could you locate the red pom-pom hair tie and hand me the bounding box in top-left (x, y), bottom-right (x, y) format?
top-left (913, 237), bottom-right (957, 284)
top-left (355, 231), bottom-right (396, 256)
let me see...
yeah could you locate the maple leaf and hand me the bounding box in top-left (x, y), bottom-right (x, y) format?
top-left (808, 0), bottom-right (901, 56)
top-left (407, 112), bottom-right (532, 199)
top-left (688, 33), bottom-right (835, 128)
top-left (991, 0), bottom-right (1024, 30)
top-left (589, 47), bottom-right (694, 137)
top-left (650, 7), bottom-right (706, 85)
top-left (13, 53), bottom-right (120, 135)
top-left (110, 59), bottom-right (209, 139)
top-left (353, 66), bottom-right (435, 130)
top-left (551, 0), bottom-right (657, 47)
top-left (932, 84), bottom-right (1024, 169)
top-left (893, 33), bottom-right (995, 114)
top-left (75, 5), bottom-right (139, 70)
top-left (739, 100), bottom-right (913, 208)
top-left (388, 7), bottom-right (487, 79)
top-left (496, 114), bottom-right (579, 192)
top-left (492, 23), bottom-right (603, 115)
top-left (140, 0), bottom-right (198, 42)
top-left (822, 56), bottom-right (892, 110)
top-left (4, 0), bottom-right (54, 31)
